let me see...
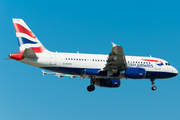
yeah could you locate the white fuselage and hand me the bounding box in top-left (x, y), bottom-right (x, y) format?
top-left (20, 50), bottom-right (178, 79)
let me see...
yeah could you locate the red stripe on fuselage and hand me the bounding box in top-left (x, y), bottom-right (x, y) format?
top-left (14, 23), bottom-right (36, 38)
top-left (141, 59), bottom-right (162, 63)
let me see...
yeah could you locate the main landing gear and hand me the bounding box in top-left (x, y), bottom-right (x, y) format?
top-left (87, 78), bottom-right (95, 92)
top-left (87, 85), bottom-right (95, 92)
top-left (150, 79), bottom-right (157, 91)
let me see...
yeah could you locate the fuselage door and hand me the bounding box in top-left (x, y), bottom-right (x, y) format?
top-left (155, 63), bottom-right (161, 70)
top-left (50, 53), bottom-right (56, 65)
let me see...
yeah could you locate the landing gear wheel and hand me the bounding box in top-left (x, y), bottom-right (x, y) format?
top-left (87, 85), bottom-right (95, 92)
top-left (151, 86), bottom-right (157, 91)
top-left (150, 79), bottom-right (157, 91)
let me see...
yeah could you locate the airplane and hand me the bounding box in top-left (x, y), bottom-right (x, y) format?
top-left (7, 18), bottom-right (178, 92)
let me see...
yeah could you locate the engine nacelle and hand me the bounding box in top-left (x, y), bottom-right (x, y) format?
top-left (94, 79), bottom-right (121, 88)
top-left (124, 68), bottom-right (146, 78)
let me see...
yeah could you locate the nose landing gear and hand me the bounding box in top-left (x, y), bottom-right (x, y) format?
top-left (152, 86), bottom-right (157, 91)
top-left (150, 79), bottom-right (157, 91)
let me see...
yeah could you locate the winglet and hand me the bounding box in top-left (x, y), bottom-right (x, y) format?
top-left (111, 42), bottom-right (117, 48)
top-left (42, 70), bottom-right (46, 76)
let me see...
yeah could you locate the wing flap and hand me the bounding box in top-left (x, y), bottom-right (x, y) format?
top-left (42, 70), bottom-right (79, 78)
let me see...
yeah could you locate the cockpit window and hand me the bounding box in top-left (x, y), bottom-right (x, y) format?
top-left (165, 63), bottom-right (171, 66)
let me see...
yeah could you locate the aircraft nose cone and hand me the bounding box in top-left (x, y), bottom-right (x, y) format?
top-left (173, 67), bottom-right (178, 77)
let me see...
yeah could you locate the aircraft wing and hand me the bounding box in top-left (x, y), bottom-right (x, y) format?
top-left (104, 42), bottom-right (127, 71)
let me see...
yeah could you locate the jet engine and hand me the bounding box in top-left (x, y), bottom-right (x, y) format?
top-left (94, 79), bottom-right (121, 88)
top-left (124, 68), bottom-right (146, 78)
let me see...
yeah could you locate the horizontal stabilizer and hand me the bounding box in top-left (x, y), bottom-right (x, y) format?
top-left (22, 48), bottom-right (37, 58)
top-left (3, 58), bottom-right (13, 60)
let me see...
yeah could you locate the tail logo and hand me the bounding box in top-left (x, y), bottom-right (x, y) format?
top-left (14, 23), bottom-right (36, 38)
top-left (13, 19), bottom-right (45, 53)
top-left (17, 37), bottom-right (38, 46)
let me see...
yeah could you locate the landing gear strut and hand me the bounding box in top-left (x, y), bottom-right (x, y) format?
top-left (87, 78), bottom-right (95, 92)
top-left (150, 79), bottom-right (157, 91)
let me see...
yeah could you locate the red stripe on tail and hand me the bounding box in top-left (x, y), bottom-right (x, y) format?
top-left (14, 23), bottom-right (36, 39)
top-left (29, 46), bottom-right (45, 53)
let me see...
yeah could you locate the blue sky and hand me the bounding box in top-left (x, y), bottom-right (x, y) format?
top-left (0, 0), bottom-right (180, 120)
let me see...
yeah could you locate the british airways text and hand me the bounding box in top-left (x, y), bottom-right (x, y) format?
top-left (127, 63), bottom-right (153, 68)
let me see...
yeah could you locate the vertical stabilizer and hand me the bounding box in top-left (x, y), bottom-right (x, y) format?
top-left (12, 19), bottom-right (45, 53)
